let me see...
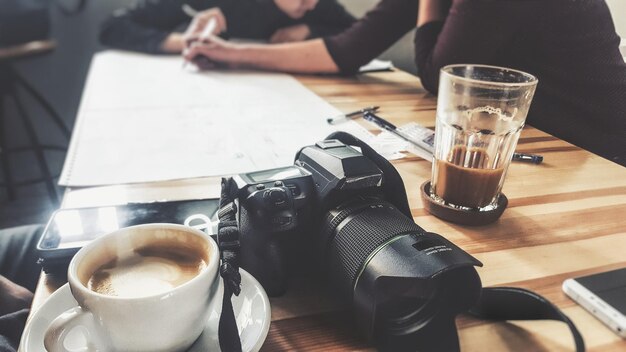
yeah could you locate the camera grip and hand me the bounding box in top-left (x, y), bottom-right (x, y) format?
top-left (241, 234), bottom-right (288, 296)
top-left (239, 205), bottom-right (288, 296)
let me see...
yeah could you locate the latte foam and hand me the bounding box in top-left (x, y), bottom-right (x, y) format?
top-left (87, 245), bottom-right (207, 298)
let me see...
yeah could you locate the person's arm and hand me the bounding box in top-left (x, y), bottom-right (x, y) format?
top-left (185, 0), bottom-right (416, 75)
top-left (184, 37), bottom-right (339, 74)
top-left (417, 0), bottom-right (448, 27)
top-left (414, 0), bottom-right (528, 93)
top-left (268, 0), bottom-right (356, 44)
top-left (303, 0), bottom-right (357, 38)
top-left (323, 0), bottom-right (419, 75)
top-left (270, 24), bottom-right (312, 43)
top-left (99, 0), bottom-right (209, 54)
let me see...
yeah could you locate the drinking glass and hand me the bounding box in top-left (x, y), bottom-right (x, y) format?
top-left (430, 65), bottom-right (538, 211)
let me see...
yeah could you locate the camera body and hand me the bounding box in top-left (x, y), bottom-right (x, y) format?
top-left (234, 139), bottom-right (382, 295)
top-left (234, 136), bottom-right (482, 350)
top-left (234, 162), bottom-right (315, 296)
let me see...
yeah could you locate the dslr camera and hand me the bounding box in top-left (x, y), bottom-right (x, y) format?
top-left (233, 133), bottom-right (483, 350)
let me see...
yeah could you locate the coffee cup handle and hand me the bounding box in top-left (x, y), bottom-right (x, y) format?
top-left (43, 306), bottom-right (107, 352)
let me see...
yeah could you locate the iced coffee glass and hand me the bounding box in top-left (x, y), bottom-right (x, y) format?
top-left (430, 65), bottom-right (538, 211)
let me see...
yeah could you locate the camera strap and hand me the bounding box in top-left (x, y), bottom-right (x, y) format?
top-left (472, 286), bottom-right (585, 352)
top-left (216, 177), bottom-right (242, 352)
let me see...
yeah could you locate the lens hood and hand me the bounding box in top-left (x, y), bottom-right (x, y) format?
top-left (353, 232), bottom-right (482, 350)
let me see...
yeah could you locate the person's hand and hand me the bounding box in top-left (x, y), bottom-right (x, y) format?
top-left (183, 7), bottom-right (227, 46)
top-left (183, 36), bottom-right (242, 70)
top-left (269, 24), bottom-right (311, 43)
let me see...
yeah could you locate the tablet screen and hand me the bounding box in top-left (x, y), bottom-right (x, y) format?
top-left (38, 199), bottom-right (219, 252)
top-left (576, 267), bottom-right (626, 315)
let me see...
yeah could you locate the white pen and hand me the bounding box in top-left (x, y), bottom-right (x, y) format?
top-left (182, 4), bottom-right (218, 40)
top-left (200, 17), bottom-right (218, 41)
top-left (182, 5), bottom-right (218, 69)
top-left (363, 111), bottom-right (433, 156)
top-left (182, 4), bottom-right (199, 17)
top-left (181, 4), bottom-right (197, 69)
top-left (364, 112), bottom-right (543, 164)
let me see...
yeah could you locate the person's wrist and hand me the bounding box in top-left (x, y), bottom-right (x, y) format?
top-left (161, 33), bottom-right (185, 53)
top-left (224, 43), bottom-right (249, 69)
top-left (417, 0), bottom-right (446, 27)
top-left (301, 25), bottom-right (312, 39)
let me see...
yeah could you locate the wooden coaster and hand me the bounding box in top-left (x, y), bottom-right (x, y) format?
top-left (420, 181), bottom-right (508, 226)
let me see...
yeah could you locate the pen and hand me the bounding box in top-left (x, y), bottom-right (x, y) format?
top-left (182, 5), bottom-right (217, 69)
top-left (182, 4), bottom-right (199, 17)
top-left (181, 4), bottom-right (218, 41)
top-left (181, 4), bottom-right (198, 69)
top-left (327, 106), bottom-right (379, 125)
top-left (363, 111), bottom-right (433, 155)
top-left (363, 112), bottom-right (544, 164)
top-left (512, 153), bottom-right (543, 164)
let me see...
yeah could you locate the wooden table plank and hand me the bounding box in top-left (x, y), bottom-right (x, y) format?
top-left (29, 69), bottom-right (626, 351)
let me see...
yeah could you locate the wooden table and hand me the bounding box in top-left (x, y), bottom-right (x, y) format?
top-left (31, 70), bottom-right (626, 351)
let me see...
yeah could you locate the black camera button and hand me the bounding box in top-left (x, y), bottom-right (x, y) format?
top-left (274, 181), bottom-right (284, 187)
top-left (265, 188), bottom-right (288, 206)
top-left (286, 184), bottom-right (300, 196)
top-left (256, 184), bottom-right (266, 190)
top-left (271, 216), bottom-right (292, 226)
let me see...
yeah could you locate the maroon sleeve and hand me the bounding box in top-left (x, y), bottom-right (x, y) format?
top-left (323, 0), bottom-right (418, 74)
top-left (414, 0), bottom-right (529, 93)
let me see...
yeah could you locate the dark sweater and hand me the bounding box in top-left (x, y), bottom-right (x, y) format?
top-left (415, 0), bottom-right (626, 166)
top-left (324, 0), bottom-right (418, 74)
top-left (100, 0), bottom-right (356, 54)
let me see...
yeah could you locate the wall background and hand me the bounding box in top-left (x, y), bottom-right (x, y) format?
top-left (606, 0), bottom-right (626, 38)
top-left (341, 0), bottom-right (416, 74)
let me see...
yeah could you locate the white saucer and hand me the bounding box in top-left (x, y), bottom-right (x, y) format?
top-left (19, 269), bottom-right (271, 352)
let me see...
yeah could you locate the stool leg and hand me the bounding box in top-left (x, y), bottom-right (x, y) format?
top-left (13, 71), bottom-right (71, 139)
top-left (0, 93), bottom-right (17, 201)
top-left (10, 88), bottom-right (60, 207)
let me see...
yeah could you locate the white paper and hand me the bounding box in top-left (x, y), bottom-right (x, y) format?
top-left (367, 122), bottom-right (435, 162)
top-left (60, 51), bottom-right (372, 186)
top-left (398, 122), bottom-right (435, 161)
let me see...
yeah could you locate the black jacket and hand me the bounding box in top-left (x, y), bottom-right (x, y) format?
top-left (100, 0), bottom-right (356, 54)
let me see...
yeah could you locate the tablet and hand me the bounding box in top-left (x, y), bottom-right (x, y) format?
top-left (37, 199), bottom-right (219, 271)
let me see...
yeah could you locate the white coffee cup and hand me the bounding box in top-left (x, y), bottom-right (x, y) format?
top-left (43, 223), bottom-right (219, 352)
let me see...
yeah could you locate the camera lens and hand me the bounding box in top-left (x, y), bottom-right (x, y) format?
top-left (319, 197), bottom-right (465, 341)
top-left (377, 290), bottom-right (441, 335)
top-left (320, 198), bottom-right (424, 302)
